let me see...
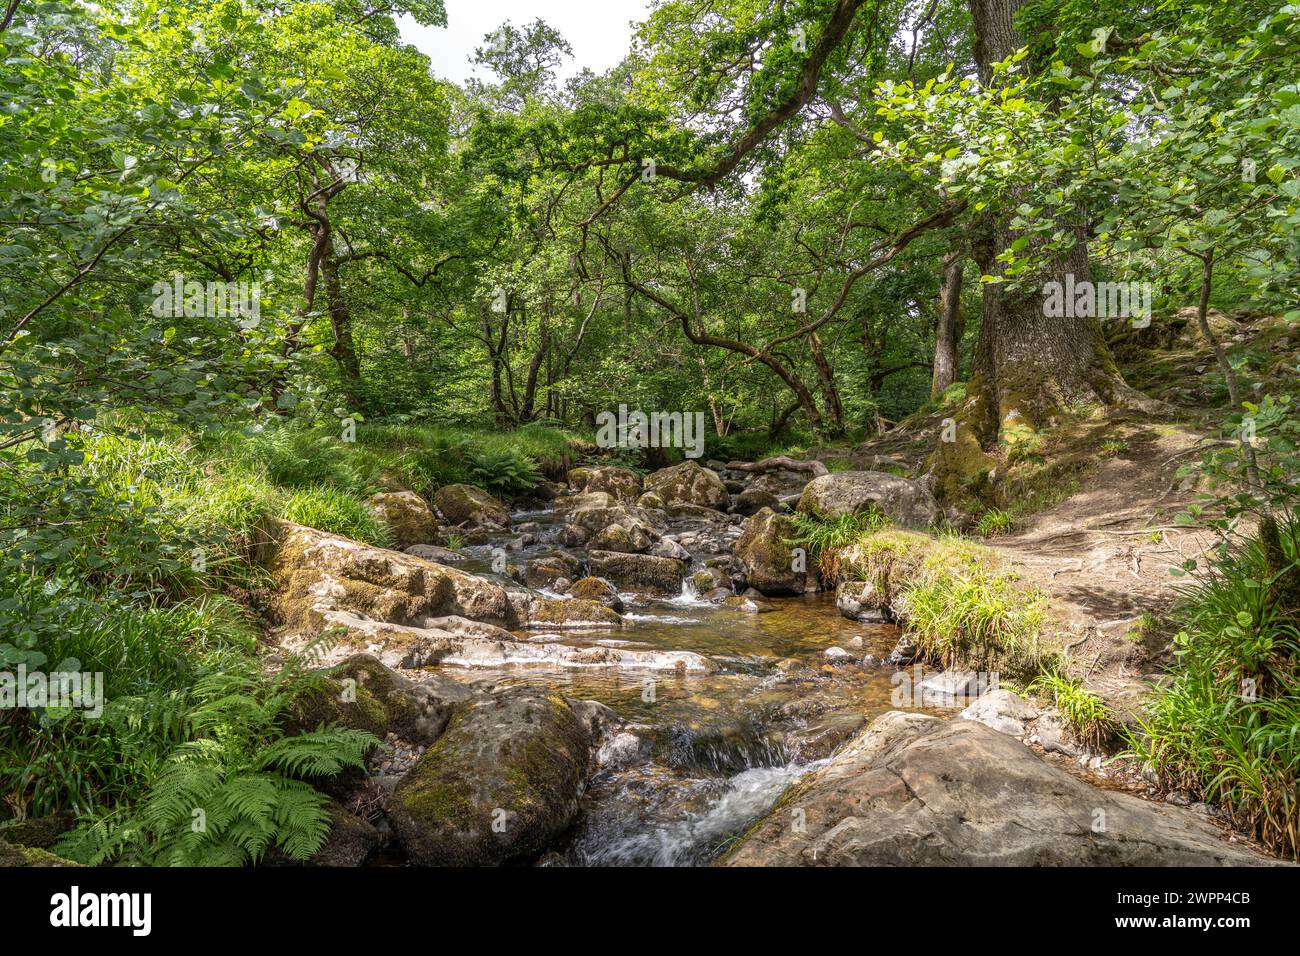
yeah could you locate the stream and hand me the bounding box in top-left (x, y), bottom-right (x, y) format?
top-left (432, 501), bottom-right (942, 866)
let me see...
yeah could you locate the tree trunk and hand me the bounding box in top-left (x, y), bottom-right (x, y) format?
top-left (932, 0), bottom-right (1155, 502)
top-left (931, 247), bottom-right (965, 399)
top-left (321, 233), bottom-right (363, 410)
top-left (809, 331), bottom-right (845, 436)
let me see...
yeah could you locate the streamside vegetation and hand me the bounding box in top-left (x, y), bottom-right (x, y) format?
top-left (0, 0), bottom-right (1297, 865)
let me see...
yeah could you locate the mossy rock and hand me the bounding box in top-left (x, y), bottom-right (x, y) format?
top-left (527, 597), bottom-right (623, 629)
top-left (433, 483), bottom-right (510, 528)
top-left (287, 653), bottom-right (457, 746)
top-left (797, 472), bottom-right (939, 529)
top-left (732, 507), bottom-right (804, 597)
top-left (267, 520), bottom-right (516, 634)
top-left (587, 550), bottom-right (684, 595)
top-left (0, 839), bottom-right (81, 867)
top-left (568, 576), bottom-right (624, 611)
top-left (567, 466), bottom-right (642, 503)
top-left (644, 461), bottom-right (729, 511)
top-left (388, 689), bottom-right (593, 866)
top-left (523, 552), bottom-right (584, 589)
top-left (369, 490), bottom-right (440, 549)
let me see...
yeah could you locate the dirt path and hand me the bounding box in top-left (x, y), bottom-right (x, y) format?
top-left (985, 421), bottom-right (1224, 717)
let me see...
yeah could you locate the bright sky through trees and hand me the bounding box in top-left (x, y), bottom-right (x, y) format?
top-left (398, 0), bottom-right (651, 84)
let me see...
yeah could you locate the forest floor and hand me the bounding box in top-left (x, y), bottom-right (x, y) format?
top-left (832, 308), bottom-right (1300, 723)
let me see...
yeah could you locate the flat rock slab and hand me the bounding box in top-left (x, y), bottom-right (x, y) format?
top-left (721, 712), bottom-right (1278, 867)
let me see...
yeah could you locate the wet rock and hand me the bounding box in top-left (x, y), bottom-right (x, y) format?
top-left (732, 488), bottom-right (781, 516)
top-left (644, 461), bottom-right (729, 511)
top-left (885, 637), bottom-right (918, 665)
top-left (433, 483), bottom-right (510, 528)
top-left (649, 537), bottom-right (691, 561)
top-left (567, 466), bottom-right (642, 503)
top-left (732, 508), bottom-right (805, 596)
top-left (369, 490), bottom-right (439, 549)
top-left (588, 549), bottom-right (685, 595)
top-left (382, 618), bottom-right (711, 673)
top-left (836, 580), bottom-right (888, 622)
top-left (797, 471), bottom-right (939, 529)
top-left (523, 552), bottom-right (583, 589)
top-left (389, 689), bottom-right (594, 866)
top-left (823, 647), bottom-right (854, 664)
top-left (527, 597), bottom-right (623, 629)
top-left (691, 567), bottom-right (730, 592)
top-left (589, 519), bottom-right (655, 554)
top-left (403, 544), bottom-right (466, 564)
top-left (568, 576), bottom-right (625, 612)
top-left (267, 521), bottom-right (517, 638)
top-left (596, 732), bottom-right (646, 770)
top-left (785, 712), bottom-right (867, 762)
top-left (722, 712), bottom-right (1278, 866)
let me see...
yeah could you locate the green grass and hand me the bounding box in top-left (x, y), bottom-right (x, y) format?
top-left (1029, 669), bottom-right (1117, 752)
top-left (975, 509), bottom-right (1015, 536)
top-left (282, 485), bottom-right (392, 546)
top-left (847, 530), bottom-right (1056, 680)
top-left (1128, 521), bottom-right (1300, 859)
top-left (790, 509), bottom-right (889, 586)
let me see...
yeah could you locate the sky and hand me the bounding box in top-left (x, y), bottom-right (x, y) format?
top-left (397, 0), bottom-right (653, 86)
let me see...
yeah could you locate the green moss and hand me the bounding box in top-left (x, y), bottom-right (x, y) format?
top-left (0, 839), bottom-right (81, 867)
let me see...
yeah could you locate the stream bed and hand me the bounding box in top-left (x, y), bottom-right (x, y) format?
top-left (432, 506), bottom-right (943, 866)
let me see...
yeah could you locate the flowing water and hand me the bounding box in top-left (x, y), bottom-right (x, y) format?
top-left (436, 507), bottom-right (941, 866)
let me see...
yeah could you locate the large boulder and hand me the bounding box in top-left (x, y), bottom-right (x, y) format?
top-left (523, 552), bottom-right (583, 590)
top-left (527, 597), bottom-right (623, 629)
top-left (589, 520), bottom-right (654, 554)
top-left (587, 550), bottom-right (685, 595)
top-left (567, 466), bottom-right (642, 503)
top-left (797, 471), bottom-right (939, 529)
top-left (388, 689), bottom-right (594, 866)
top-left (732, 508), bottom-right (805, 596)
top-left (267, 521), bottom-right (516, 636)
top-left (433, 483), bottom-right (510, 528)
top-left (368, 490), bottom-right (439, 549)
top-left (287, 653), bottom-right (461, 746)
top-left (644, 461), bottom-right (729, 511)
top-left (722, 712), bottom-right (1276, 867)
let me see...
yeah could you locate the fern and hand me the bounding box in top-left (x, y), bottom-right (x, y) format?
top-left (55, 652), bottom-right (377, 867)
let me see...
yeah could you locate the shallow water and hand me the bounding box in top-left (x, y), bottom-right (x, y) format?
top-left (439, 555), bottom-right (935, 865)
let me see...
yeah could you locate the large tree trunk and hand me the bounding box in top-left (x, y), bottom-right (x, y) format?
top-left (932, 0), bottom-right (1153, 502)
top-left (930, 248), bottom-right (965, 399)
